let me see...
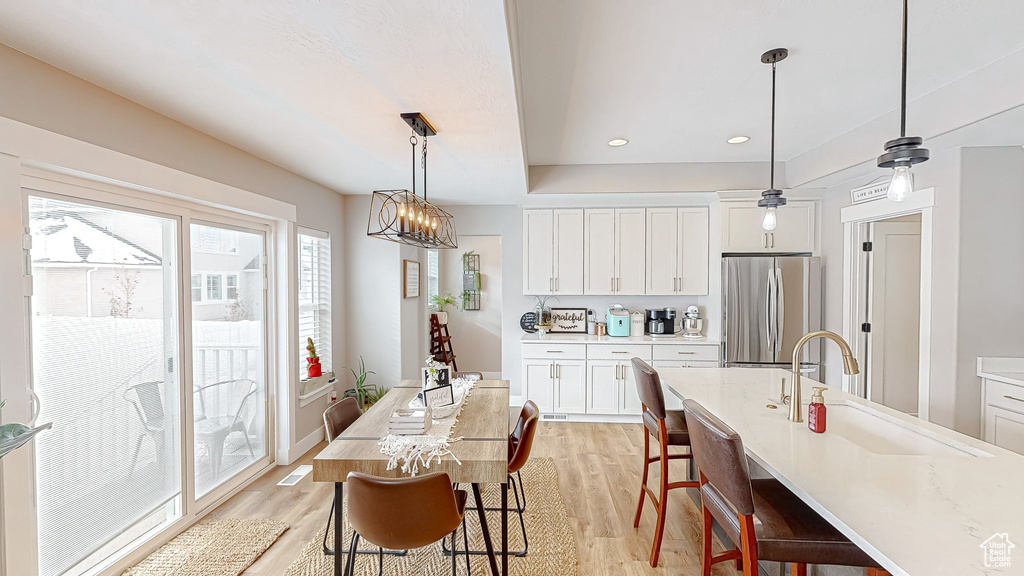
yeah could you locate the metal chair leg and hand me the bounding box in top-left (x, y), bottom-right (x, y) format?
top-left (462, 517), bottom-right (471, 576)
top-left (322, 497), bottom-right (336, 555)
top-left (451, 527), bottom-right (458, 576)
top-left (510, 473), bottom-right (529, 556)
top-left (344, 532), bottom-right (360, 576)
top-left (377, 547), bottom-right (384, 576)
top-left (516, 470), bottom-right (526, 511)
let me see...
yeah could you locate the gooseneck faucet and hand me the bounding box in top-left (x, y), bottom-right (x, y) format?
top-left (789, 331), bottom-right (859, 423)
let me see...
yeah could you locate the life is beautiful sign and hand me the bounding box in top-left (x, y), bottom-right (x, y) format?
top-left (550, 308), bottom-right (587, 333)
top-left (850, 182), bottom-right (889, 204)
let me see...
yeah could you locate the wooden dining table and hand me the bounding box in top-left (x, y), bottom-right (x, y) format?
top-left (313, 379), bottom-right (511, 576)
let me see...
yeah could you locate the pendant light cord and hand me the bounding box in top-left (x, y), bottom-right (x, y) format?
top-left (900, 0), bottom-right (908, 138)
top-left (770, 60), bottom-right (777, 190)
top-left (410, 132), bottom-right (417, 196)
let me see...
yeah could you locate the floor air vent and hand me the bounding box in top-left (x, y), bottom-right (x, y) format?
top-left (541, 413), bottom-right (568, 421)
top-left (277, 464), bottom-right (312, 486)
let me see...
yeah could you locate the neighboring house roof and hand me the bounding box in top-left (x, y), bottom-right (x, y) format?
top-left (31, 211), bottom-right (161, 265)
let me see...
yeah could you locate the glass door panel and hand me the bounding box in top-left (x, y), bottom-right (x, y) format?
top-left (28, 195), bottom-right (181, 576)
top-left (189, 222), bottom-right (267, 498)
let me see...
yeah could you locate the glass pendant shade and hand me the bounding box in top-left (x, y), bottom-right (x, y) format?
top-left (887, 165), bottom-right (914, 203)
top-left (761, 207), bottom-right (778, 231)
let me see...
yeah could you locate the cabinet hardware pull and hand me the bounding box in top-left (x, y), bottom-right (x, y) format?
top-left (770, 233), bottom-right (775, 249)
top-left (612, 351), bottom-right (629, 354)
top-left (1004, 395), bottom-right (1024, 404)
top-left (549, 278), bottom-right (553, 291)
top-left (547, 350), bottom-right (564, 353)
top-left (557, 364), bottom-right (561, 378)
top-left (555, 278), bottom-right (559, 292)
top-left (677, 351), bottom-right (695, 355)
top-left (610, 277), bottom-right (614, 292)
top-left (617, 277), bottom-right (621, 292)
top-left (615, 365), bottom-right (620, 379)
top-left (550, 363), bottom-right (554, 378)
top-left (762, 233), bottom-right (766, 249)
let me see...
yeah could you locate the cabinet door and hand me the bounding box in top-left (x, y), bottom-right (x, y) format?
top-left (523, 210), bottom-right (553, 294)
top-left (522, 360), bottom-right (554, 413)
top-left (651, 361), bottom-right (686, 410)
top-left (721, 203), bottom-right (768, 253)
top-left (769, 202), bottom-right (816, 253)
top-left (985, 405), bottom-right (1024, 456)
top-left (553, 360), bottom-right (587, 414)
top-left (553, 209), bottom-right (584, 295)
top-left (619, 361), bottom-right (643, 415)
top-left (586, 361), bottom-right (620, 414)
top-left (583, 209), bottom-right (615, 295)
top-left (615, 209), bottom-right (647, 295)
top-left (645, 208), bottom-right (678, 295)
top-left (677, 207), bottom-right (709, 295)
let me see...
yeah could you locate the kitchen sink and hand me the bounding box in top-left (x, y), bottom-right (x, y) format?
top-left (825, 402), bottom-right (991, 457)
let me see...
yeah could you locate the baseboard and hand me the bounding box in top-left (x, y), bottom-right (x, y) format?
top-left (284, 427), bottom-right (324, 465)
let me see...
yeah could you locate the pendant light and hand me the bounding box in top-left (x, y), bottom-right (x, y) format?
top-left (758, 48), bottom-right (788, 231)
top-left (877, 0), bottom-right (929, 202)
top-left (366, 113), bottom-right (458, 249)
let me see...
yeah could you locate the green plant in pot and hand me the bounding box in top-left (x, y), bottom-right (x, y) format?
top-left (429, 289), bottom-right (459, 324)
top-left (344, 356), bottom-right (377, 412)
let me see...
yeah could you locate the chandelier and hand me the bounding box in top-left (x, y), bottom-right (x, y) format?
top-left (366, 113), bottom-right (458, 249)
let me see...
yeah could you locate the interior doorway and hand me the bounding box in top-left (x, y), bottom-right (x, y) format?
top-left (439, 236), bottom-right (502, 377)
top-left (863, 214), bottom-right (923, 415)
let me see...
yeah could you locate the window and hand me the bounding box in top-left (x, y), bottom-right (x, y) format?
top-left (427, 250), bottom-right (439, 302)
top-left (206, 274), bottom-right (223, 301)
top-left (298, 229), bottom-right (331, 379)
top-left (226, 274), bottom-right (239, 300)
top-left (191, 274), bottom-right (202, 301)
top-left (191, 226), bottom-right (238, 253)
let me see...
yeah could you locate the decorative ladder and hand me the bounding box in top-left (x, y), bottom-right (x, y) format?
top-left (429, 313), bottom-right (458, 371)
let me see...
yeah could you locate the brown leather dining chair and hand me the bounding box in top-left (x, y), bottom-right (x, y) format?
top-left (682, 399), bottom-right (890, 576)
top-left (346, 471), bottom-right (470, 576)
top-left (631, 358), bottom-right (698, 567)
top-left (321, 398), bottom-right (362, 556)
top-left (448, 400), bottom-right (539, 557)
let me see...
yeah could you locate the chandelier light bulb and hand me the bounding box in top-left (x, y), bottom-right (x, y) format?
top-left (887, 165), bottom-right (914, 202)
top-left (761, 207), bottom-right (778, 231)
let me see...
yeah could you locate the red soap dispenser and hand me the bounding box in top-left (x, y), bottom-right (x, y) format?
top-left (808, 386), bottom-right (827, 433)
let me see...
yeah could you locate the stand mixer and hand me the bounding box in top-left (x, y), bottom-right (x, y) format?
top-left (681, 305), bottom-right (703, 338)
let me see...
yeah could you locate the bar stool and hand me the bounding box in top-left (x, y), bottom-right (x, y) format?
top-left (321, 398), bottom-right (362, 556)
top-left (682, 399), bottom-right (890, 576)
top-left (631, 358), bottom-right (699, 567)
top-left (346, 471), bottom-right (470, 576)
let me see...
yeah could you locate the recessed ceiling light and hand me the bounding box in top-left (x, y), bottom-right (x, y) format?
top-left (727, 136), bottom-right (750, 144)
top-left (608, 138), bottom-right (629, 147)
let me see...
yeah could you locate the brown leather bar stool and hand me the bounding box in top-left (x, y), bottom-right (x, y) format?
top-left (631, 358), bottom-right (699, 567)
top-left (449, 400), bottom-right (539, 557)
top-left (321, 398), bottom-right (362, 556)
top-left (346, 471), bottom-right (470, 576)
top-left (682, 399), bottom-right (890, 576)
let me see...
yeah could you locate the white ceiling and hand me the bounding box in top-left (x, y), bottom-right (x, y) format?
top-left (1, 1), bottom-right (1023, 201)
top-left (518, 0), bottom-right (1024, 167)
top-left (0, 1), bottom-right (527, 204)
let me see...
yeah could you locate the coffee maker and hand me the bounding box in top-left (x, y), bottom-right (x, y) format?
top-left (645, 308), bottom-right (677, 338)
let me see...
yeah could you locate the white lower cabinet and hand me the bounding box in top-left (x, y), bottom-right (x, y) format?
top-left (523, 341), bottom-right (719, 418)
top-left (982, 376), bottom-right (1024, 456)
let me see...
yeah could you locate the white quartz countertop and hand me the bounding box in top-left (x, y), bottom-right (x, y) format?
top-left (520, 333), bottom-right (719, 346)
top-left (976, 357), bottom-right (1024, 387)
top-left (978, 371), bottom-right (1024, 387)
top-left (659, 367), bottom-right (1024, 576)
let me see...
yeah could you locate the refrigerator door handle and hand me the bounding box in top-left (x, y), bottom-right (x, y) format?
top-left (775, 267), bottom-right (785, 361)
top-left (765, 268), bottom-right (774, 355)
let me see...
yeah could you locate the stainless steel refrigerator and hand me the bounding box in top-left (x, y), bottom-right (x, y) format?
top-left (722, 256), bottom-right (822, 380)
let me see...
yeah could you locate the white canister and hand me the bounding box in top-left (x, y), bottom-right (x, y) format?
top-left (630, 311), bottom-right (645, 337)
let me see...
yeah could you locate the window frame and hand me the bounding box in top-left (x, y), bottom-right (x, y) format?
top-left (297, 227), bottom-right (331, 381)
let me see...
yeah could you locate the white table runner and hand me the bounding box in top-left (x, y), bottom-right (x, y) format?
top-left (378, 379), bottom-right (477, 475)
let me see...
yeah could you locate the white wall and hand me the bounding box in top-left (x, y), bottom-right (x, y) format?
top-left (0, 43), bottom-right (346, 450)
top-left (955, 146), bottom-right (1024, 435)
top-left (439, 236), bottom-right (503, 374)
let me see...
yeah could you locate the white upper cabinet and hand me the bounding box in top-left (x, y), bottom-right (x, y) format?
top-left (721, 200), bottom-right (816, 253)
top-left (523, 209), bottom-right (583, 295)
top-left (553, 209), bottom-right (584, 294)
top-left (646, 207), bottom-right (709, 295)
top-left (584, 208), bottom-right (646, 295)
top-left (583, 209), bottom-right (615, 294)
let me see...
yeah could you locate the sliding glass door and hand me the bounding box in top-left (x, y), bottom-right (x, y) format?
top-left (190, 222), bottom-right (268, 498)
top-left (27, 195), bottom-right (182, 576)
top-left (12, 188), bottom-right (275, 576)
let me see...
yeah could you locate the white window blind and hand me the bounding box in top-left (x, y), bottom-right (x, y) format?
top-left (298, 229), bottom-right (331, 378)
top-left (427, 250), bottom-right (439, 301)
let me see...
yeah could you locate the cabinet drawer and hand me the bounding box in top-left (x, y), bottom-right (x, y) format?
top-left (522, 343), bottom-right (587, 359)
top-left (985, 379), bottom-right (1024, 414)
top-left (652, 345), bottom-right (719, 362)
top-left (587, 344), bottom-right (652, 361)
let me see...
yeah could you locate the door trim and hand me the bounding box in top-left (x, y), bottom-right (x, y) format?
top-left (841, 188), bottom-right (933, 420)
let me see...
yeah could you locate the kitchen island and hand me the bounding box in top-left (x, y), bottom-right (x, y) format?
top-left (659, 367), bottom-right (1024, 576)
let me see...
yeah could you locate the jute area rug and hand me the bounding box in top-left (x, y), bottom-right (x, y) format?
top-left (285, 458), bottom-right (579, 576)
top-left (121, 518), bottom-right (288, 576)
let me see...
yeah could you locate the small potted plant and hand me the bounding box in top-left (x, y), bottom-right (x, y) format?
top-left (429, 290), bottom-right (459, 324)
top-left (345, 356), bottom-right (377, 411)
top-left (305, 337), bottom-right (322, 378)
top-left (0, 399), bottom-right (52, 460)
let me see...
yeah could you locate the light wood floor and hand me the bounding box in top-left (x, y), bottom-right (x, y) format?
top-left (210, 420), bottom-right (741, 575)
